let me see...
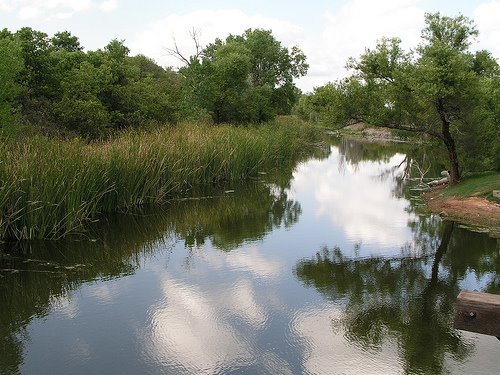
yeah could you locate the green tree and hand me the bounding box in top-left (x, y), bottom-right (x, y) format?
top-left (178, 29), bottom-right (308, 123)
top-left (458, 51), bottom-right (500, 171)
top-left (128, 55), bottom-right (183, 124)
top-left (415, 13), bottom-right (481, 183)
top-left (14, 27), bottom-right (52, 93)
top-left (51, 31), bottom-right (83, 52)
top-left (13, 27), bottom-right (58, 126)
top-left (54, 60), bottom-right (113, 136)
top-left (0, 28), bottom-right (186, 137)
top-left (313, 13), bottom-right (499, 182)
top-left (0, 31), bottom-right (24, 130)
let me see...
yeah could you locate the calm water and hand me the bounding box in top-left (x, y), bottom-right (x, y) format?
top-left (1, 138), bottom-right (498, 375)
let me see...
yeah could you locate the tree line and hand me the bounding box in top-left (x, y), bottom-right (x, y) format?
top-left (295, 13), bottom-right (499, 182)
top-left (0, 27), bottom-right (308, 138)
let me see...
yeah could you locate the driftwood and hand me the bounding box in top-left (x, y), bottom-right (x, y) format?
top-left (454, 290), bottom-right (500, 338)
top-left (428, 170), bottom-right (450, 186)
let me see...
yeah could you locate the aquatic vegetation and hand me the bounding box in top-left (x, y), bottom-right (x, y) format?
top-left (0, 120), bottom-right (322, 240)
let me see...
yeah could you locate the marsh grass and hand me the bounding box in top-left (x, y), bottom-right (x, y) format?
top-left (0, 120), bottom-right (321, 240)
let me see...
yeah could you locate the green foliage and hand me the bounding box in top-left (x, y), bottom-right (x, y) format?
top-left (0, 32), bottom-right (24, 132)
top-left (421, 13), bottom-right (478, 51)
top-left (0, 28), bottom-right (186, 138)
top-left (0, 119), bottom-right (322, 240)
top-left (180, 29), bottom-right (308, 124)
top-left (438, 172), bottom-right (500, 202)
top-left (296, 76), bottom-right (378, 127)
top-left (51, 31), bottom-right (82, 52)
top-left (14, 27), bottom-right (53, 97)
top-left (55, 97), bottom-right (111, 136)
top-left (0, 26), bottom-right (306, 136)
top-left (305, 12), bottom-right (499, 175)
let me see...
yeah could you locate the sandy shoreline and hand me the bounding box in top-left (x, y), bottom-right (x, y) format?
top-left (423, 187), bottom-right (500, 236)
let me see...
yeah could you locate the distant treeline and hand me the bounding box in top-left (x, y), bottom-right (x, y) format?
top-left (0, 27), bottom-right (308, 138)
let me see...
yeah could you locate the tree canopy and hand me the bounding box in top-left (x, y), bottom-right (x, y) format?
top-left (298, 13), bottom-right (499, 181)
top-left (178, 28), bottom-right (308, 124)
top-left (0, 27), bottom-right (307, 138)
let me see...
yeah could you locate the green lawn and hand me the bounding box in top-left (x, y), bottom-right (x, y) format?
top-left (441, 172), bottom-right (500, 203)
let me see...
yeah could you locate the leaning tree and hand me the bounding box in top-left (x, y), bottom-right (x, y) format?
top-left (344, 13), bottom-right (498, 184)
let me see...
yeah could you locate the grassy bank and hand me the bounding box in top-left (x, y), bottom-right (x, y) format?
top-left (423, 172), bottom-right (500, 231)
top-left (438, 172), bottom-right (500, 202)
top-left (0, 118), bottom-right (322, 240)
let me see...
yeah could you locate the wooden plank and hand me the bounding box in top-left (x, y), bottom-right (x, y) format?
top-left (453, 290), bottom-right (500, 337)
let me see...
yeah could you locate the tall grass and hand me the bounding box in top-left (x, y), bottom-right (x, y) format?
top-left (0, 119), bottom-right (322, 240)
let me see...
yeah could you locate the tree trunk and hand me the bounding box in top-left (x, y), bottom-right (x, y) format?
top-left (437, 100), bottom-right (460, 184)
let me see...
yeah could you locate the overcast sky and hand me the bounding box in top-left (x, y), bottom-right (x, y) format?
top-left (1, 0), bottom-right (498, 92)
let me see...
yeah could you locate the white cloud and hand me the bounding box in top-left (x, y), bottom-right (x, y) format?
top-left (0, 0), bottom-right (14, 11)
top-left (99, 0), bottom-right (117, 12)
top-left (129, 9), bottom-right (304, 68)
top-left (473, 1), bottom-right (500, 58)
top-left (18, 5), bottom-right (42, 20)
top-left (86, 282), bottom-right (121, 305)
top-left (142, 272), bottom-right (255, 373)
top-left (3, 0), bottom-right (117, 20)
top-left (300, 0), bottom-right (425, 91)
top-left (181, 243), bottom-right (284, 280)
top-left (228, 278), bottom-right (268, 328)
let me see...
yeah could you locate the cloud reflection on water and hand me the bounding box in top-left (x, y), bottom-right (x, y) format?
top-left (291, 306), bottom-right (403, 375)
top-left (141, 244), bottom-right (287, 374)
top-left (144, 272), bottom-right (254, 374)
top-left (293, 147), bottom-right (416, 250)
top-left (225, 246), bottom-right (284, 279)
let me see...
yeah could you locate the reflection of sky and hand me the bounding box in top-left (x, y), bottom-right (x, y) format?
top-left (290, 147), bottom-right (417, 252)
top-left (140, 246), bottom-right (293, 374)
top-left (291, 306), bottom-right (404, 375)
top-left (144, 272), bottom-right (254, 374)
top-left (15, 142), bottom-right (498, 375)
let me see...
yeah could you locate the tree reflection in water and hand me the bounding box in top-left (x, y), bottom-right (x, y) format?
top-left (295, 221), bottom-right (499, 374)
top-left (0, 173), bottom-right (310, 373)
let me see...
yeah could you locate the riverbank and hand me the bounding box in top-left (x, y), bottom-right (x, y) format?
top-left (0, 118), bottom-right (323, 240)
top-left (337, 125), bottom-right (500, 233)
top-left (423, 172), bottom-right (500, 234)
top-left (338, 123), bottom-right (419, 143)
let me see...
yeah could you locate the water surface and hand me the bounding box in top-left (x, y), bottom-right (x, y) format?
top-left (1, 138), bottom-right (498, 374)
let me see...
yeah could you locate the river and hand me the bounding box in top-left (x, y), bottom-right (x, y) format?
top-left (1, 137), bottom-right (498, 374)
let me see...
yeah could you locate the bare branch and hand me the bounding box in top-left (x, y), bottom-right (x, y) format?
top-left (190, 28), bottom-right (203, 59)
top-left (164, 28), bottom-right (205, 66)
top-left (164, 37), bottom-right (190, 65)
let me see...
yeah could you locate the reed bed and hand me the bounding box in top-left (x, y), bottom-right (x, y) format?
top-left (0, 120), bottom-right (321, 240)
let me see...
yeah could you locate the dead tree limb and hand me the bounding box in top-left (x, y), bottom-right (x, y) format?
top-left (164, 28), bottom-right (204, 66)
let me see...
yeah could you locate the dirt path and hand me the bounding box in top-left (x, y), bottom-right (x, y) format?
top-left (423, 188), bottom-right (500, 234)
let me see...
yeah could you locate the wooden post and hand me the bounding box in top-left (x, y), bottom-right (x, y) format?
top-left (454, 290), bottom-right (500, 337)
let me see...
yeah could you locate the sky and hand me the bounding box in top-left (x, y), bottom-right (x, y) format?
top-left (1, 0), bottom-right (498, 92)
